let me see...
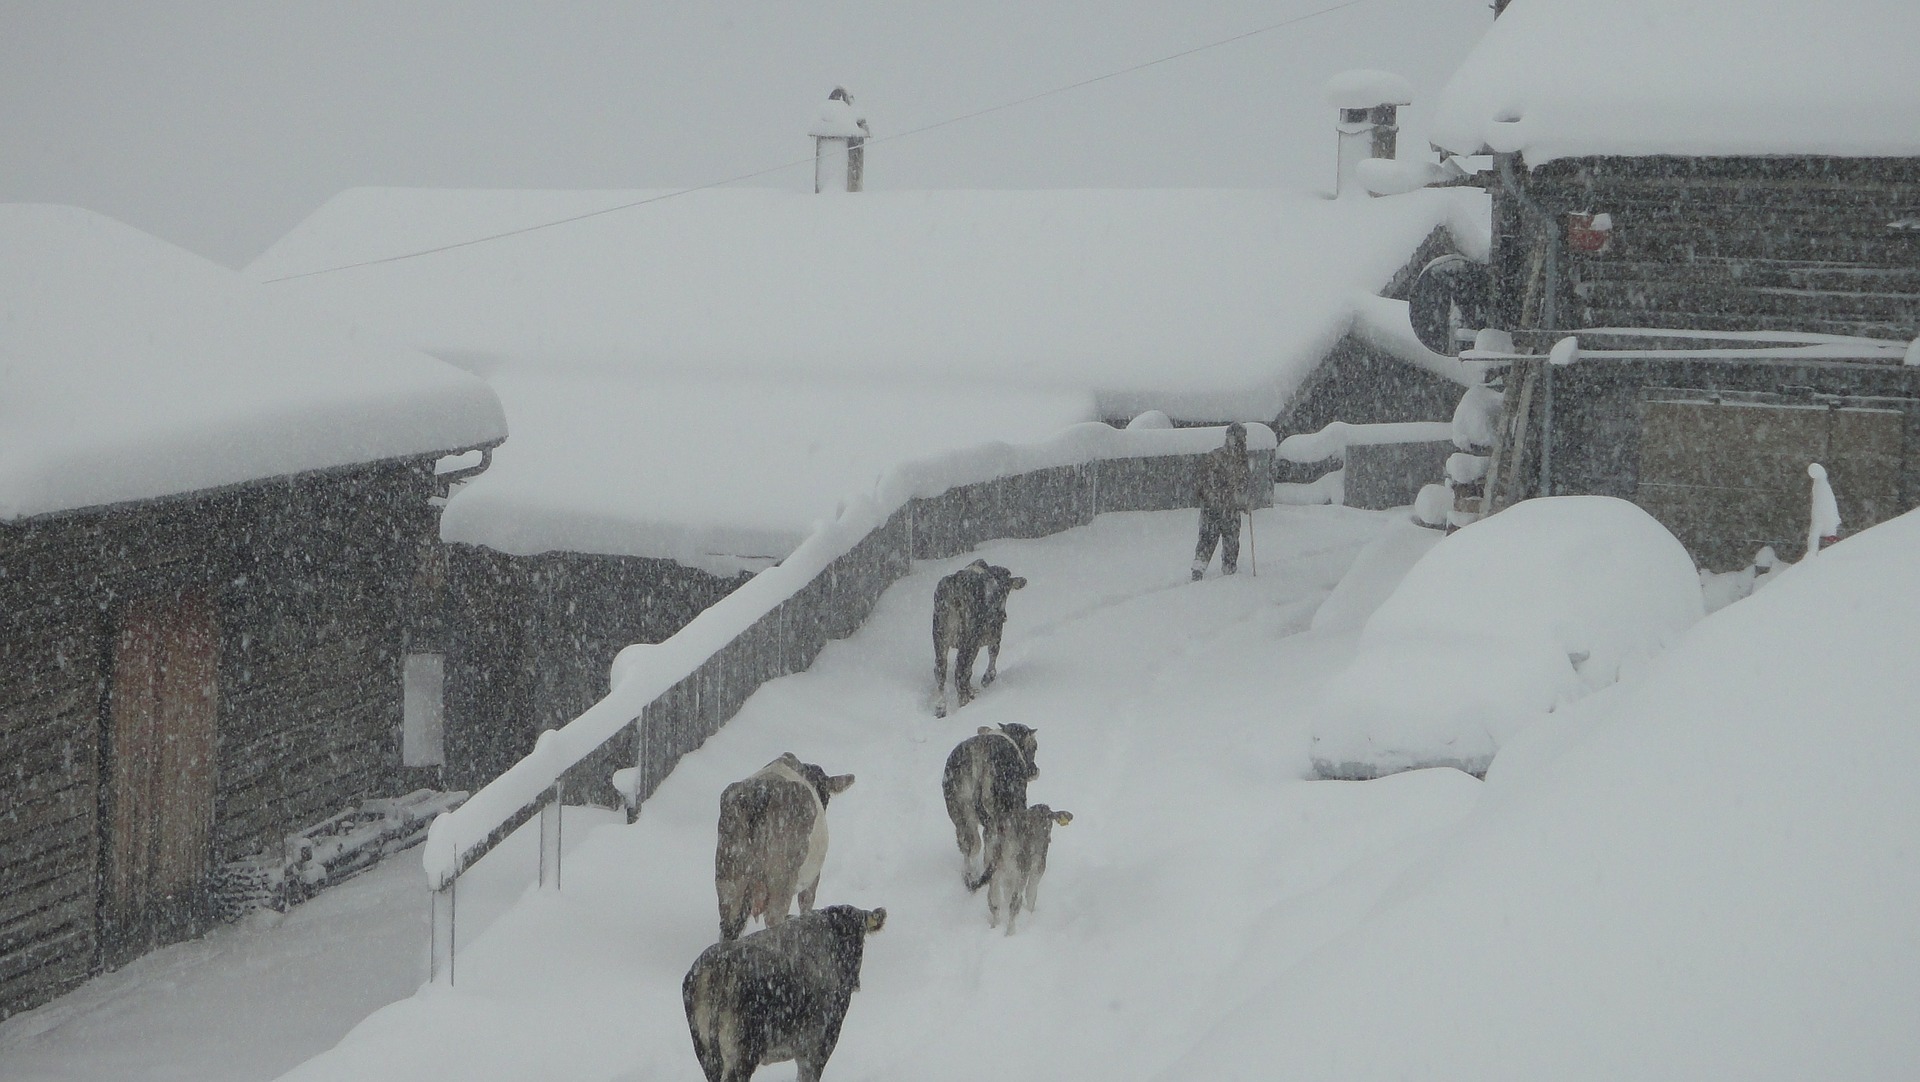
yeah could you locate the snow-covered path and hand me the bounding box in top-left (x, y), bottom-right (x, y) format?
top-left (264, 504), bottom-right (1479, 1082)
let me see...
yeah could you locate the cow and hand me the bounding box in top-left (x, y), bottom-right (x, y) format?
top-left (716, 754), bottom-right (856, 942)
top-left (683, 904), bottom-right (887, 1082)
top-left (941, 723), bottom-right (1039, 890)
top-left (987, 804), bottom-right (1072, 934)
top-left (931, 559), bottom-right (1026, 717)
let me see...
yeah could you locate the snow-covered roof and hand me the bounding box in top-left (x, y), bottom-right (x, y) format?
top-left (248, 185), bottom-right (1485, 563)
top-left (1431, 0), bottom-right (1920, 162)
top-left (248, 186), bottom-right (1486, 420)
top-left (0, 204), bottom-right (507, 522)
top-left (439, 373), bottom-right (1097, 574)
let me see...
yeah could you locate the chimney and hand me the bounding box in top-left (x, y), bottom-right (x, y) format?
top-left (1324, 70), bottom-right (1413, 198)
top-left (810, 87), bottom-right (869, 194)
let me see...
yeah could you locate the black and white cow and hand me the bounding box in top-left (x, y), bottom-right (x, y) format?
top-left (715, 754), bottom-right (856, 942)
top-left (683, 904), bottom-right (887, 1082)
top-left (940, 723), bottom-right (1039, 891)
top-left (931, 559), bottom-right (1026, 717)
top-left (987, 803), bottom-right (1072, 934)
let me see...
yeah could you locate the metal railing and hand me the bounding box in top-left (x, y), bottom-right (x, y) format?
top-left (421, 421), bottom-right (1277, 982)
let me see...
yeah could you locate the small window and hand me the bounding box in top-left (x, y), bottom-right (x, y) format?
top-left (403, 653), bottom-right (446, 767)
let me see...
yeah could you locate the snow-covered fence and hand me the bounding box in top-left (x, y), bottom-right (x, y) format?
top-left (422, 421), bottom-right (1275, 981)
top-left (1277, 420), bottom-right (1453, 510)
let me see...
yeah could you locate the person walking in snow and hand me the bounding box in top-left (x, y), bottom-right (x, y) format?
top-left (1192, 422), bottom-right (1252, 580)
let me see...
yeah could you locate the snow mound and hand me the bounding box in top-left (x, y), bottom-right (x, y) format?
top-left (1172, 504), bottom-right (1920, 1081)
top-left (1311, 496), bottom-right (1702, 779)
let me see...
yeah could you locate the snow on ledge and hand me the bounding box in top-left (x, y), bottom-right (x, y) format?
top-left (1279, 420), bottom-right (1453, 464)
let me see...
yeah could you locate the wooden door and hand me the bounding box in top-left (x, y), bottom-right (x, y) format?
top-left (103, 590), bottom-right (218, 959)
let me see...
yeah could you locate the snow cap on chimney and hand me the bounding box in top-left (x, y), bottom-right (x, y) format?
top-left (1326, 69), bottom-right (1413, 198)
top-left (811, 87), bottom-right (870, 193)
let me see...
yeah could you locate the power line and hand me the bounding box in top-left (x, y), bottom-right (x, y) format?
top-left (261, 0), bottom-right (1375, 284)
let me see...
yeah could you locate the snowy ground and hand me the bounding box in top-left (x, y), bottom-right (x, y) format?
top-left (11, 499), bottom-right (1918, 1081)
top-left (0, 803), bottom-right (620, 1082)
top-left (270, 503), bottom-right (1479, 1082)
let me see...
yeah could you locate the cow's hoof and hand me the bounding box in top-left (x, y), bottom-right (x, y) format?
top-left (933, 703), bottom-right (947, 718)
top-left (981, 672), bottom-right (996, 687)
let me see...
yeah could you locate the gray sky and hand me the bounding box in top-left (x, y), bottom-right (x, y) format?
top-left (0, 1), bottom-right (1491, 268)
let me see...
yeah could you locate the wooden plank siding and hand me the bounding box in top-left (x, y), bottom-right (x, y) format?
top-left (1480, 154), bottom-right (1920, 565)
top-left (443, 547), bottom-right (751, 792)
top-left (1521, 156), bottom-right (1920, 344)
top-left (0, 456), bottom-right (441, 1020)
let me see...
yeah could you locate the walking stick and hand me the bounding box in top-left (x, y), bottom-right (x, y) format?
top-left (1245, 507), bottom-right (1257, 577)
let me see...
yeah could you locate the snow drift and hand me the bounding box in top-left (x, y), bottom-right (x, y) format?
top-left (1312, 496), bottom-right (1702, 778)
top-left (1173, 503), bottom-right (1920, 1081)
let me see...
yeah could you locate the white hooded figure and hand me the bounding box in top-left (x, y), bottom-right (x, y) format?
top-left (1804, 462), bottom-right (1841, 560)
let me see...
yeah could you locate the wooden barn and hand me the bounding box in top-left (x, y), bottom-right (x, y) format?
top-left (1430, 0), bottom-right (1920, 567)
top-left (0, 205), bottom-right (506, 1018)
top-left (248, 134), bottom-right (1491, 790)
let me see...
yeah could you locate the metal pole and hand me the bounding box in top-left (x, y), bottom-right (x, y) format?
top-left (430, 880), bottom-right (456, 985)
top-left (539, 782), bottom-right (563, 892)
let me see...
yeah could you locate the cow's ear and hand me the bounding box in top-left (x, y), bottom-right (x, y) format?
top-left (826, 773), bottom-right (855, 794)
top-left (1054, 810), bottom-right (1074, 826)
top-left (1008, 577), bottom-right (1028, 590)
top-left (977, 726), bottom-right (994, 736)
top-left (865, 907), bottom-right (887, 932)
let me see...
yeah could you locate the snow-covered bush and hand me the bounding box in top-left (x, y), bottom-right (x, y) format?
top-left (1311, 496), bottom-right (1703, 778)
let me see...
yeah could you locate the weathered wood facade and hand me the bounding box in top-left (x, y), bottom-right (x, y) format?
top-left (0, 457), bottom-right (445, 1018)
top-left (1496, 156), bottom-right (1920, 342)
top-left (1481, 154), bottom-right (1920, 566)
top-left (438, 549), bottom-right (749, 790)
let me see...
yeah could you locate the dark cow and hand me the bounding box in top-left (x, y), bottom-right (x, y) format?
top-left (716, 754), bottom-right (856, 942)
top-left (683, 904), bottom-right (887, 1082)
top-left (931, 559), bottom-right (1026, 717)
top-left (941, 723), bottom-right (1039, 890)
top-left (987, 804), bottom-right (1072, 934)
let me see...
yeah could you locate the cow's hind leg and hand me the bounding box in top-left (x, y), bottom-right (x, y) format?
top-left (933, 606), bottom-right (952, 717)
top-left (981, 636), bottom-right (1002, 687)
top-left (945, 785), bottom-right (984, 888)
top-left (954, 638), bottom-right (982, 707)
top-left (797, 870), bottom-right (821, 913)
top-left (765, 869), bottom-right (799, 927)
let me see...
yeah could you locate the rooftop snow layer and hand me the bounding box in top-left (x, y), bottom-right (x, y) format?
top-left (1431, 0), bottom-right (1920, 162)
top-left (439, 373), bottom-right (1097, 573)
top-left (0, 204), bottom-right (507, 521)
top-left (247, 186), bottom-right (1487, 422)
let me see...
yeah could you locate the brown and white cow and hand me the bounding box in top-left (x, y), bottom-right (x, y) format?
top-left (940, 723), bottom-right (1039, 891)
top-left (715, 754), bottom-right (855, 942)
top-left (987, 803), bottom-right (1072, 934)
top-left (683, 904), bottom-right (886, 1082)
top-left (931, 559), bottom-right (1026, 717)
